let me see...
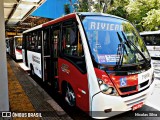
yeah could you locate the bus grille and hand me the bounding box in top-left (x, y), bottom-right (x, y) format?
top-left (119, 85), bottom-right (137, 93)
top-left (119, 80), bottom-right (149, 93)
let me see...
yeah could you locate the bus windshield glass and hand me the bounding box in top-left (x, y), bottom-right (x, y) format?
top-left (81, 16), bottom-right (150, 66)
top-left (15, 37), bottom-right (22, 49)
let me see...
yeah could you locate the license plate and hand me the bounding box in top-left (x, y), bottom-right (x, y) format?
top-left (132, 102), bottom-right (143, 111)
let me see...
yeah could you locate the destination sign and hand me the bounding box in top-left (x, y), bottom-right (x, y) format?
top-left (88, 22), bottom-right (123, 31)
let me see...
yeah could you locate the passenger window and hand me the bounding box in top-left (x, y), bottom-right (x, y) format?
top-left (62, 21), bottom-right (86, 73)
top-left (52, 30), bottom-right (60, 58)
top-left (62, 23), bottom-right (84, 57)
top-left (43, 29), bottom-right (50, 55)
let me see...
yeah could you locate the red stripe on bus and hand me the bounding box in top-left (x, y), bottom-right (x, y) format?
top-left (42, 13), bottom-right (76, 27)
top-left (16, 49), bottom-right (22, 54)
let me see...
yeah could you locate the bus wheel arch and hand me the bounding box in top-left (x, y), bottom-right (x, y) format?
top-left (61, 81), bottom-right (76, 107)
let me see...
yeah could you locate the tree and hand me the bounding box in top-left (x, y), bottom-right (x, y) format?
top-left (126, 0), bottom-right (160, 31)
top-left (106, 0), bottom-right (129, 19)
top-left (77, 0), bottom-right (89, 12)
top-left (92, 0), bottom-right (114, 13)
top-left (64, 4), bottom-right (71, 14)
top-left (142, 9), bottom-right (160, 30)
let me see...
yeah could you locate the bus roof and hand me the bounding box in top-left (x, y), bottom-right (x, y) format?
top-left (23, 24), bottom-right (43, 34)
top-left (23, 12), bottom-right (128, 34)
top-left (77, 12), bottom-right (127, 21)
top-left (140, 30), bottom-right (160, 35)
top-left (23, 13), bottom-right (75, 34)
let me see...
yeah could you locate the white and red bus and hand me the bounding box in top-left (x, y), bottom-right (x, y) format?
top-left (9, 36), bottom-right (23, 60)
top-left (22, 12), bottom-right (155, 119)
top-left (140, 30), bottom-right (160, 58)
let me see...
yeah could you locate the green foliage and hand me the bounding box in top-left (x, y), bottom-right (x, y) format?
top-left (106, 0), bottom-right (129, 19)
top-left (142, 9), bottom-right (160, 31)
top-left (77, 0), bottom-right (160, 31)
top-left (94, 3), bottom-right (103, 12)
top-left (126, 0), bottom-right (160, 31)
top-left (64, 4), bottom-right (70, 14)
top-left (78, 0), bottom-right (89, 12)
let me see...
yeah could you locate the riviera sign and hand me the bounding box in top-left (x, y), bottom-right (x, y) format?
top-left (88, 22), bottom-right (123, 31)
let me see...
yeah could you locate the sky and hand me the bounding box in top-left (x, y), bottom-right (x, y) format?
top-left (32, 0), bottom-right (77, 19)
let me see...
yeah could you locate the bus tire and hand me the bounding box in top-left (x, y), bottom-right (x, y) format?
top-left (63, 83), bottom-right (76, 107)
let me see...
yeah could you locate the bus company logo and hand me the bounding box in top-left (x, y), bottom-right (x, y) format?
top-left (120, 77), bottom-right (127, 87)
top-left (61, 64), bottom-right (70, 74)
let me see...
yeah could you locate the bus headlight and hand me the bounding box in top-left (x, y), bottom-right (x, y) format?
top-left (98, 79), bottom-right (118, 96)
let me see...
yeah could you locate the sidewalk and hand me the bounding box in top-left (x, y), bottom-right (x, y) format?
top-left (7, 56), bottom-right (72, 120)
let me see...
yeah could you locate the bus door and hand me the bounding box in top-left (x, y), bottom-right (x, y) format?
top-left (43, 28), bottom-right (51, 83)
top-left (50, 26), bottom-right (60, 89)
top-left (42, 27), bottom-right (59, 88)
top-left (23, 35), bottom-right (28, 66)
top-left (9, 38), bottom-right (15, 58)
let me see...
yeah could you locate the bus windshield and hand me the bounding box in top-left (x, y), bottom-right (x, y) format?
top-left (81, 16), bottom-right (150, 66)
top-left (15, 37), bottom-right (22, 49)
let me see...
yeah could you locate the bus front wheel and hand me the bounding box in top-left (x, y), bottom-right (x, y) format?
top-left (63, 83), bottom-right (76, 107)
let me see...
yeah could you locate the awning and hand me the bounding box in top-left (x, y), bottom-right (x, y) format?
top-left (4, 0), bottom-right (46, 25)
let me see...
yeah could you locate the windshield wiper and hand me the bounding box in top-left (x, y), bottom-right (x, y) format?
top-left (121, 32), bottom-right (149, 64)
top-left (115, 32), bottom-right (128, 69)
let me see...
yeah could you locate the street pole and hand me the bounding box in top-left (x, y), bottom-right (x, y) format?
top-left (0, 0), bottom-right (9, 111)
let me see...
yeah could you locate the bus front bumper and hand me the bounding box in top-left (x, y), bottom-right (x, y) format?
top-left (91, 80), bottom-right (155, 119)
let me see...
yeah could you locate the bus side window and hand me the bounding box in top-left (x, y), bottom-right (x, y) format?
top-left (22, 35), bottom-right (26, 49)
top-left (43, 29), bottom-right (50, 55)
top-left (156, 35), bottom-right (160, 45)
top-left (37, 31), bottom-right (42, 53)
top-left (62, 21), bottom-right (86, 73)
top-left (145, 36), bottom-right (152, 45)
top-left (52, 30), bottom-right (59, 58)
top-left (62, 24), bottom-right (84, 57)
top-left (26, 34), bottom-right (31, 50)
